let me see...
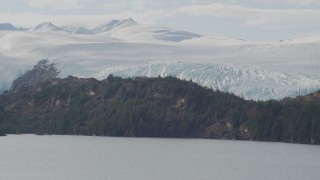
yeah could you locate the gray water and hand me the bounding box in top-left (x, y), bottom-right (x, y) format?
top-left (1, 135), bottom-right (319, 180)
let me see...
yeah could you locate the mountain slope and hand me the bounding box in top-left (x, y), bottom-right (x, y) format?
top-left (0, 23), bottom-right (18, 31)
top-left (72, 27), bottom-right (93, 34)
top-left (29, 22), bottom-right (67, 32)
top-left (0, 75), bottom-right (319, 144)
top-left (91, 18), bottom-right (137, 33)
top-left (100, 24), bottom-right (201, 43)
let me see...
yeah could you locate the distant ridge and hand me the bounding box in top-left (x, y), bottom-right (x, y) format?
top-left (0, 23), bottom-right (18, 31)
top-left (72, 27), bottom-right (93, 34)
top-left (91, 18), bottom-right (138, 33)
top-left (29, 22), bottom-right (66, 32)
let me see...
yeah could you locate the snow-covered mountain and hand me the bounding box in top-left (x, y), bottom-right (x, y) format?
top-left (62, 18), bottom-right (200, 42)
top-left (29, 22), bottom-right (67, 32)
top-left (91, 18), bottom-right (137, 34)
top-left (0, 18), bottom-right (319, 100)
top-left (100, 24), bottom-right (201, 43)
top-left (0, 23), bottom-right (19, 31)
top-left (72, 27), bottom-right (93, 34)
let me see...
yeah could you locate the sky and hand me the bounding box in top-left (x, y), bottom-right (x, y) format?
top-left (1, 0), bottom-right (320, 40)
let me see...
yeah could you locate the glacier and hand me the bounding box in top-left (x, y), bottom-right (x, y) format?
top-left (0, 19), bottom-right (320, 100)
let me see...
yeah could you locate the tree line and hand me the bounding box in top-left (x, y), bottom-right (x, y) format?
top-left (0, 75), bottom-right (319, 144)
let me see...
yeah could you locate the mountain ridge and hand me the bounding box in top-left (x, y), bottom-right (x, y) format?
top-left (0, 23), bottom-right (18, 31)
top-left (91, 18), bottom-right (138, 34)
top-left (29, 22), bottom-right (66, 32)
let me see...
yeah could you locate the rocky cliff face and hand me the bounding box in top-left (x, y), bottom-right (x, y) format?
top-left (10, 59), bottom-right (59, 94)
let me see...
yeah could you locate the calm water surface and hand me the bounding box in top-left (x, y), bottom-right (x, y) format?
top-left (1, 135), bottom-right (320, 180)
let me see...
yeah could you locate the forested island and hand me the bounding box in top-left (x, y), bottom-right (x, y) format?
top-left (0, 60), bottom-right (319, 144)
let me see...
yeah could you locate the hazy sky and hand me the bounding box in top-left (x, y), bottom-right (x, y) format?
top-left (1, 0), bottom-right (320, 40)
